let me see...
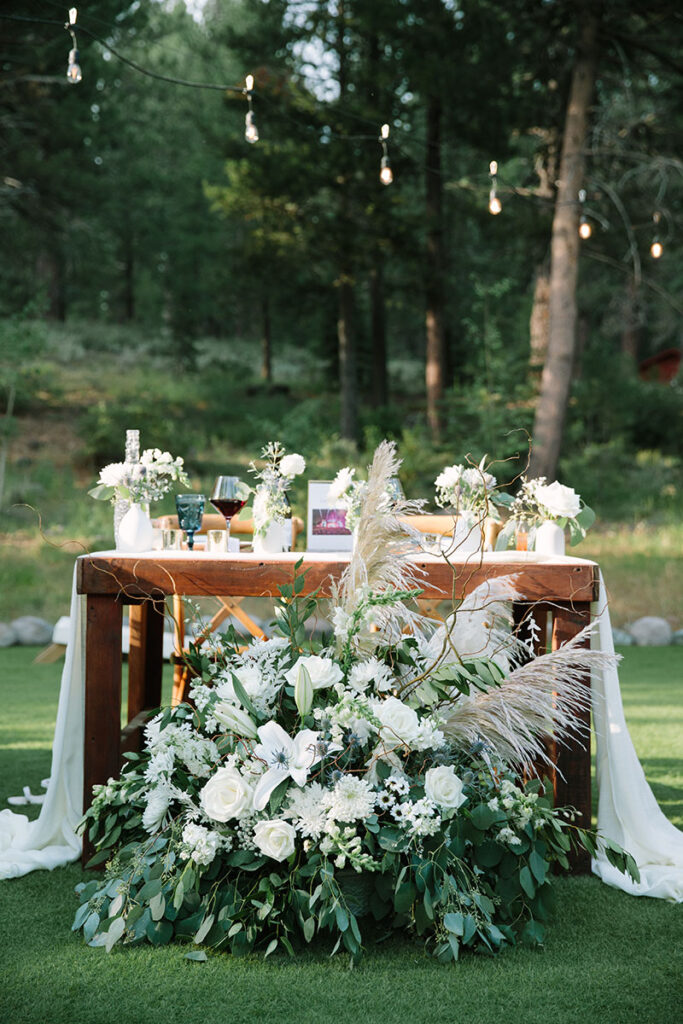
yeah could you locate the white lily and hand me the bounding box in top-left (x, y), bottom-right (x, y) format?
top-left (252, 721), bottom-right (325, 811)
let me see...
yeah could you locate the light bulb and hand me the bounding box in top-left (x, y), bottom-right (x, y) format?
top-left (579, 218), bottom-right (592, 239)
top-left (380, 155), bottom-right (393, 185)
top-left (488, 194), bottom-right (502, 215)
top-left (489, 160), bottom-right (498, 176)
top-left (245, 110), bottom-right (259, 144)
top-left (380, 123), bottom-right (390, 140)
top-left (68, 7), bottom-right (78, 24)
top-left (650, 240), bottom-right (663, 259)
top-left (67, 49), bottom-right (82, 84)
top-left (245, 74), bottom-right (254, 93)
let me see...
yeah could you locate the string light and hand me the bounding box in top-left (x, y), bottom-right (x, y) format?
top-left (578, 188), bottom-right (592, 239)
top-left (243, 73), bottom-right (259, 144)
top-left (379, 123), bottom-right (393, 185)
top-left (65, 7), bottom-right (81, 84)
top-left (650, 211), bottom-right (663, 258)
top-left (488, 160), bottom-right (501, 214)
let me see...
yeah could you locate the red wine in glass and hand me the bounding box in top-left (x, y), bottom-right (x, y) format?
top-left (210, 476), bottom-right (249, 543)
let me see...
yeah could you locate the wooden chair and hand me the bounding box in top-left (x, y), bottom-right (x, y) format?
top-left (153, 511), bottom-right (304, 706)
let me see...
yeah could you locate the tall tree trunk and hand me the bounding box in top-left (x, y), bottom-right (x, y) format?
top-left (122, 235), bottom-right (135, 322)
top-left (336, 0), bottom-right (357, 442)
top-left (621, 275), bottom-right (639, 361)
top-left (338, 271), bottom-right (357, 440)
top-left (425, 95), bottom-right (447, 443)
top-left (261, 289), bottom-right (272, 382)
top-left (370, 261), bottom-right (388, 407)
top-left (529, 10), bottom-right (599, 479)
top-left (0, 384), bottom-right (16, 514)
top-left (529, 260), bottom-right (550, 369)
top-left (37, 246), bottom-right (65, 321)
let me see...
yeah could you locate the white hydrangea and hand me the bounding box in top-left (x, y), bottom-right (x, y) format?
top-left (497, 826), bottom-right (522, 846)
top-left (181, 822), bottom-right (228, 866)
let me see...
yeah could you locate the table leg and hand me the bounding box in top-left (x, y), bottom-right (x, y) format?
top-left (83, 594), bottom-right (122, 865)
top-left (551, 601), bottom-right (592, 874)
top-left (126, 600), bottom-right (165, 746)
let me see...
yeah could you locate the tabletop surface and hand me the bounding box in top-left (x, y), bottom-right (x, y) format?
top-left (76, 549), bottom-right (599, 602)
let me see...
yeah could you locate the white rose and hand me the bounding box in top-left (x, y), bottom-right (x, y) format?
top-left (376, 696), bottom-right (420, 745)
top-left (285, 655), bottom-right (343, 691)
top-left (424, 765), bottom-right (467, 810)
top-left (98, 462), bottom-right (127, 488)
top-left (199, 766), bottom-right (253, 822)
top-left (253, 819), bottom-right (297, 861)
top-left (279, 453), bottom-right (306, 477)
top-left (535, 481), bottom-right (581, 520)
top-left (435, 464), bottom-right (462, 491)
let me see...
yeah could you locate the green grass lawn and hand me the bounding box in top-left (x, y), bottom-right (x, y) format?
top-left (0, 645), bottom-right (681, 1024)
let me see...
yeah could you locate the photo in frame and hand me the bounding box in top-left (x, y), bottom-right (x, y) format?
top-left (306, 480), bottom-right (353, 552)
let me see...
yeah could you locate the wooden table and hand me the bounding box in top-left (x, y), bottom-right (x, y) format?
top-left (76, 551), bottom-right (599, 870)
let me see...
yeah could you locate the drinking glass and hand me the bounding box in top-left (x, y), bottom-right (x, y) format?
top-left (210, 476), bottom-right (249, 543)
top-left (175, 493), bottom-right (205, 551)
top-left (206, 529), bottom-right (228, 553)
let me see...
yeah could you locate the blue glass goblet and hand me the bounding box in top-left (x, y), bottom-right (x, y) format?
top-left (175, 493), bottom-right (205, 551)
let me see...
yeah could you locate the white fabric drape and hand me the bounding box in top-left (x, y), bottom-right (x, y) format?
top-left (591, 570), bottom-right (683, 899)
top-left (0, 567), bottom-right (83, 878)
top-left (1, 555), bottom-right (682, 899)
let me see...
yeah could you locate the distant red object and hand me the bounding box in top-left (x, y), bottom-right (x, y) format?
top-left (638, 348), bottom-right (681, 383)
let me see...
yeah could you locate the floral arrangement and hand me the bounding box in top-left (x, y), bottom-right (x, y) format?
top-left (327, 466), bottom-right (402, 533)
top-left (74, 442), bottom-right (635, 963)
top-left (249, 442), bottom-right (306, 538)
top-left (434, 458), bottom-right (510, 522)
top-left (89, 449), bottom-right (189, 505)
top-left (496, 478), bottom-right (595, 550)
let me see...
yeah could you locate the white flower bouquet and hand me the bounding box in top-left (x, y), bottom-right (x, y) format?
top-left (250, 441), bottom-right (305, 538)
top-left (434, 457), bottom-right (509, 522)
top-left (496, 477), bottom-right (595, 550)
top-left (74, 443), bottom-right (634, 963)
top-left (89, 448), bottom-right (189, 505)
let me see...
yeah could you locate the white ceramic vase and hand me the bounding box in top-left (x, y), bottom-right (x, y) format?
top-left (117, 503), bottom-right (155, 553)
top-left (253, 518), bottom-right (291, 555)
top-left (451, 513), bottom-right (483, 554)
top-left (534, 520), bottom-right (566, 557)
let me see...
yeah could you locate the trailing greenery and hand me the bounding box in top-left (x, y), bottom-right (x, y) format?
top-left (0, 645), bottom-right (680, 1023)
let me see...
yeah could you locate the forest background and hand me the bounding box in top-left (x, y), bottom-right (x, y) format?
top-left (0, 0), bottom-right (681, 627)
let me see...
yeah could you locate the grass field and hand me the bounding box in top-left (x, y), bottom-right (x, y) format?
top-left (1, 645), bottom-right (681, 1024)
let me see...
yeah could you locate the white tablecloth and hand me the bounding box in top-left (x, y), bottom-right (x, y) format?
top-left (2, 555), bottom-right (682, 899)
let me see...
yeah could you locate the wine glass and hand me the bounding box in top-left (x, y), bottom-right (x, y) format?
top-left (175, 493), bottom-right (205, 551)
top-left (210, 476), bottom-right (249, 545)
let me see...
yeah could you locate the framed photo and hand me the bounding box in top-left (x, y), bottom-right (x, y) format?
top-left (307, 480), bottom-right (353, 552)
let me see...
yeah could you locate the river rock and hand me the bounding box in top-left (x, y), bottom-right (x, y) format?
top-left (0, 622), bottom-right (18, 647)
top-left (628, 616), bottom-right (673, 647)
top-left (11, 616), bottom-right (54, 645)
top-left (611, 627), bottom-right (634, 647)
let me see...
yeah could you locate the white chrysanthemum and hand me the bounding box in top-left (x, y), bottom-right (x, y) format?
top-left (325, 775), bottom-right (375, 822)
top-left (144, 748), bottom-right (175, 784)
top-left (328, 467), bottom-right (355, 501)
top-left (285, 782), bottom-right (329, 839)
top-left (348, 658), bottom-right (394, 694)
top-left (142, 785), bottom-right (171, 833)
top-left (461, 466), bottom-right (496, 492)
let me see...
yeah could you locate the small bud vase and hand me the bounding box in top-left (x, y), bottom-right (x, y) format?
top-left (117, 503), bottom-right (155, 552)
top-left (451, 513), bottom-right (483, 554)
top-left (534, 520), bottom-right (566, 557)
top-left (253, 518), bottom-right (292, 555)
